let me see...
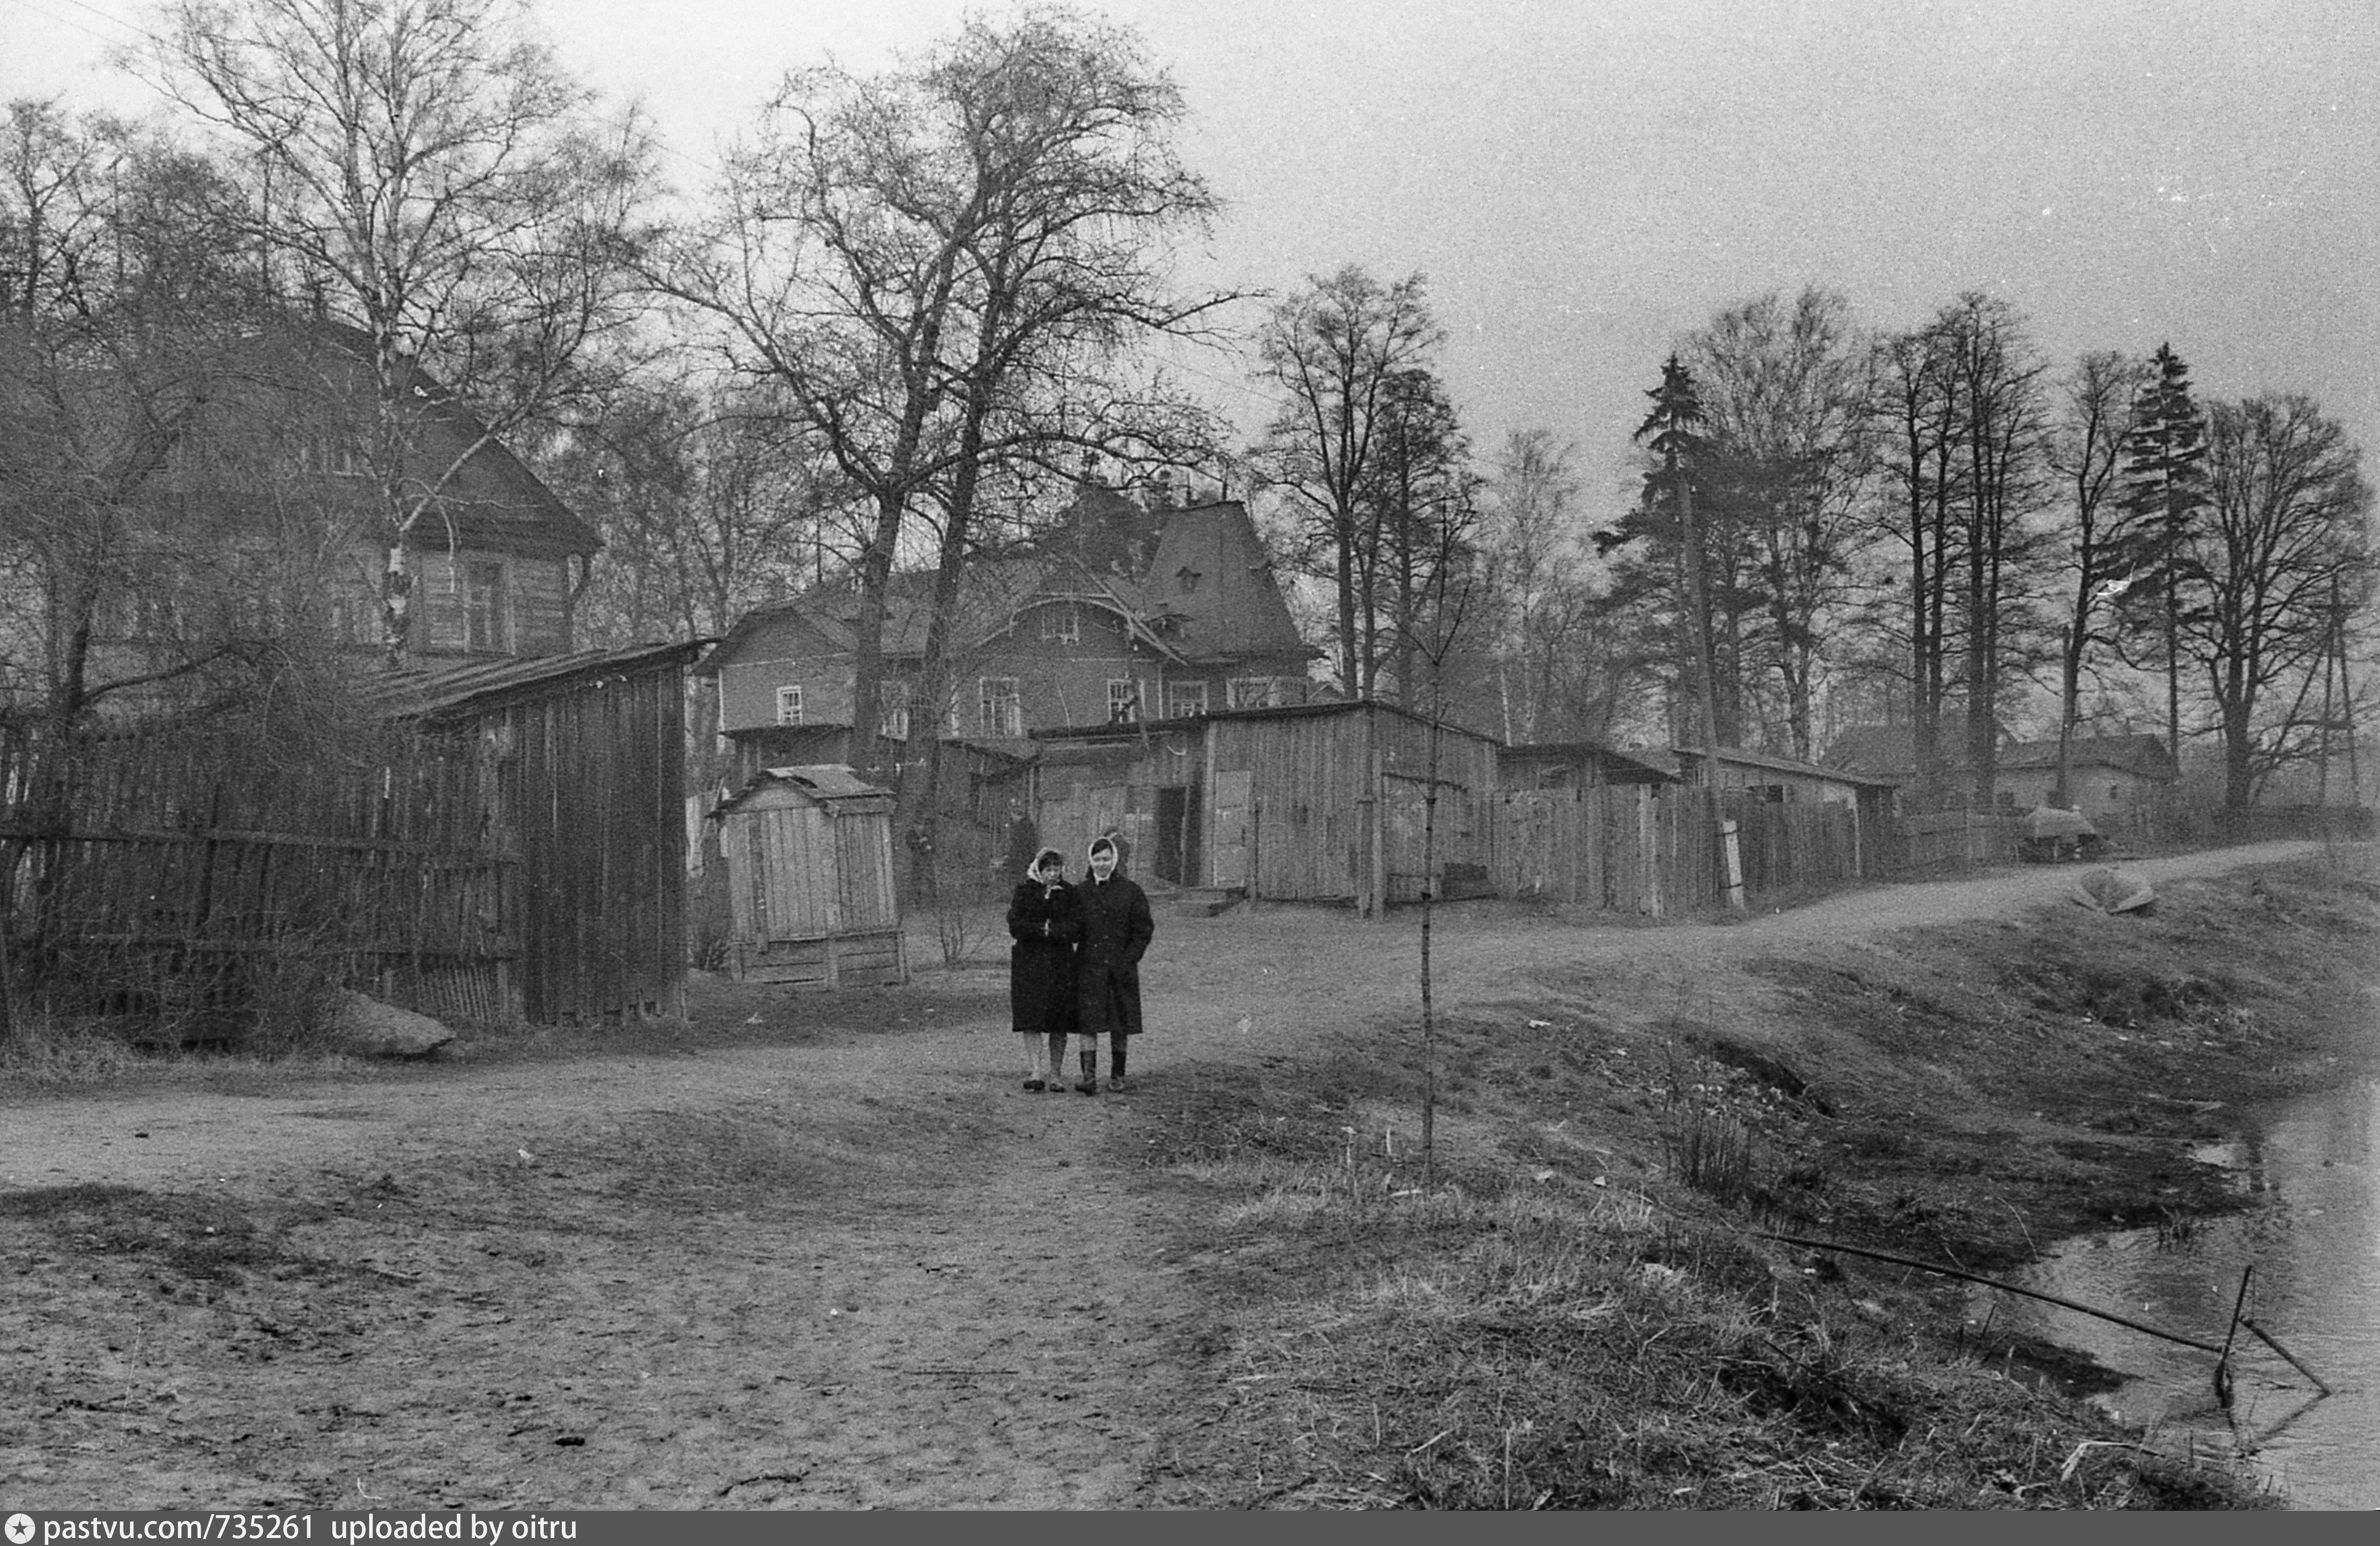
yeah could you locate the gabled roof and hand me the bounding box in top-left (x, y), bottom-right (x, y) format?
top-left (2000, 734), bottom-right (2178, 780)
top-left (1821, 722), bottom-right (2011, 776)
top-left (279, 322), bottom-right (600, 558)
top-left (1822, 723), bottom-right (1921, 774)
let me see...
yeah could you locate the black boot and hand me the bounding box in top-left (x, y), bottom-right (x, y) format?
top-left (1109, 1038), bottom-right (1130, 1092)
top-left (1076, 1046), bottom-right (1098, 1095)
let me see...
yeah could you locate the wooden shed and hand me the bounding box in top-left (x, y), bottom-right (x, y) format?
top-left (374, 641), bottom-right (702, 1025)
top-left (714, 764), bottom-right (907, 987)
top-left (1025, 700), bottom-right (1503, 911)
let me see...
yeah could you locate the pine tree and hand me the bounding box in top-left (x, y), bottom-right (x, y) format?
top-left (2116, 343), bottom-right (2210, 770)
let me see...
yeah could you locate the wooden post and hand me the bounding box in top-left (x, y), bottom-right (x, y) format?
top-left (1721, 818), bottom-right (1746, 911)
top-left (2214, 1264), bottom-right (2252, 1406)
top-left (1366, 739), bottom-right (1387, 919)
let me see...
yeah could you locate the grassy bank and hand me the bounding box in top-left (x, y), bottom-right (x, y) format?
top-left (1121, 849), bottom-right (2378, 1509)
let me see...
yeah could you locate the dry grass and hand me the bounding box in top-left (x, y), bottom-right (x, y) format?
top-left (1127, 1040), bottom-right (2276, 1511)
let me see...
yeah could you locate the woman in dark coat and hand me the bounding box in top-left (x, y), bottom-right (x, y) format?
top-left (1073, 835), bottom-right (1155, 1093)
top-left (1007, 847), bottom-right (1081, 1091)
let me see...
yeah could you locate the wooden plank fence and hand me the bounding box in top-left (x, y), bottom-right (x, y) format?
top-left (0, 720), bottom-right (518, 1027)
top-left (1894, 809), bottom-right (2016, 870)
top-left (1494, 786), bottom-right (1873, 917)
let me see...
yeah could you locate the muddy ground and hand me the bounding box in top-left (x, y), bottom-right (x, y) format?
top-left (0, 839), bottom-right (2369, 1509)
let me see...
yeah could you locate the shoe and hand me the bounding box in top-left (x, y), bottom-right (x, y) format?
top-left (1075, 1078), bottom-right (1098, 1095)
top-left (1024, 1078), bottom-right (1044, 1092)
top-left (1108, 1074), bottom-right (1131, 1093)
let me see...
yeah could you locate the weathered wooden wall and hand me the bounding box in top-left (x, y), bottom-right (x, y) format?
top-left (1722, 794), bottom-right (1869, 894)
top-left (1208, 706), bottom-right (1500, 903)
top-left (467, 662), bottom-right (687, 1024)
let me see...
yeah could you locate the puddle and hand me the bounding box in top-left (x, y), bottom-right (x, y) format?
top-left (1982, 1077), bottom-right (2380, 1508)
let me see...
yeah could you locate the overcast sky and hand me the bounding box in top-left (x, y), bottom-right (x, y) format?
top-left (9, 0), bottom-right (2378, 517)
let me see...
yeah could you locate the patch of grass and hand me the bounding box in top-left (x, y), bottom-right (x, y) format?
top-left (1124, 1025), bottom-right (2272, 1510)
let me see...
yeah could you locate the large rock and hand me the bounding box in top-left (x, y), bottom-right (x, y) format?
top-left (2072, 867), bottom-right (2156, 914)
top-left (329, 991), bottom-right (456, 1057)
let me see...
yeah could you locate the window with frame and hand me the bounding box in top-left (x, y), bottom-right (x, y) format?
top-left (1107, 679), bottom-right (1140, 724)
top-left (1167, 681), bottom-right (1208, 719)
top-left (879, 684), bottom-right (911, 740)
top-left (464, 559), bottom-right (510, 652)
top-left (1040, 602), bottom-right (1081, 643)
top-left (775, 685), bottom-right (805, 726)
top-left (979, 676), bottom-right (1022, 737)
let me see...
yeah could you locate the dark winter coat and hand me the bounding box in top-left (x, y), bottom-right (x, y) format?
top-left (1007, 879), bottom-right (1082, 1035)
top-left (1075, 873), bottom-right (1154, 1038)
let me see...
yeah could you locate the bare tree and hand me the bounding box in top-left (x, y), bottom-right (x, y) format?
top-left (1478, 429), bottom-right (1598, 742)
top-left (2042, 349), bottom-right (2145, 807)
top-left (2189, 394), bottom-right (2375, 808)
top-left (140, 0), bottom-right (657, 658)
top-left (1683, 287), bottom-right (1870, 758)
top-left (529, 377), bottom-right (846, 645)
top-left (1, 102), bottom-right (325, 733)
top-left (660, 4), bottom-right (1227, 808)
top-left (1250, 265), bottom-right (1442, 698)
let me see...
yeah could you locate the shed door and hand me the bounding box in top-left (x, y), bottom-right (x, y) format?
top-left (1209, 769), bottom-right (1252, 890)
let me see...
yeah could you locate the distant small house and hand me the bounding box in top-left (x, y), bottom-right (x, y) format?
top-left (711, 765), bottom-right (906, 988)
top-left (1822, 722), bottom-right (2018, 809)
top-left (1995, 734), bottom-right (2178, 823)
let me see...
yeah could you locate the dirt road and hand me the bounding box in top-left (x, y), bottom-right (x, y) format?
top-left (0, 841), bottom-right (2330, 1509)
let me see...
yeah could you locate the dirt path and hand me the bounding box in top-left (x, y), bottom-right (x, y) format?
top-left (0, 840), bottom-right (2330, 1509)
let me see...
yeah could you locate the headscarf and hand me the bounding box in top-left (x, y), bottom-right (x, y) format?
top-left (1026, 846), bottom-right (1066, 884)
top-left (1087, 835), bottom-right (1118, 876)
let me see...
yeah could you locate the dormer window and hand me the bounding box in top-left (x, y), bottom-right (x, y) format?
top-left (1175, 566), bottom-right (1202, 593)
top-left (1040, 602), bottom-right (1081, 643)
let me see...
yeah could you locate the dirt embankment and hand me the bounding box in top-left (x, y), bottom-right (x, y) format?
top-left (0, 840), bottom-right (2368, 1509)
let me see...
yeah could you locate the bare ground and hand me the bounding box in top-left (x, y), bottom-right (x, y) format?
top-left (0, 840), bottom-right (2359, 1509)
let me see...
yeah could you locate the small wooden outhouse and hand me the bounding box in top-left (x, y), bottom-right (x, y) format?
top-left (713, 765), bottom-right (907, 987)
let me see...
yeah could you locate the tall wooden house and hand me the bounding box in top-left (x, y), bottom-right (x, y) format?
top-left (56, 324), bottom-right (600, 707)
top-left (705, 482), bottom-right (1319, 751)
